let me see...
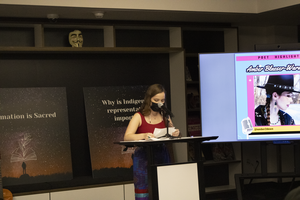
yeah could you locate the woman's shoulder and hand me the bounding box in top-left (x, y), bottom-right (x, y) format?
top-left (279, 110), bottom-right (292, 119)
top-left (133, 112), bottom-right (146, 122)
top-left (255, 105), bottom-right (264, 111)
top-left (129, 112), bottom-right (143, 127)
top-left (255, 105), bottom-right (265, 114)
top-left (279, 110), bottom-right (295, 125)
top-left (133, 112), bottom-right (142, 118)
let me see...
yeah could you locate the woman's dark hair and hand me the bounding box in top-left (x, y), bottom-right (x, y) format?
top-left (265, 89), bottom-right (285, 125)
top-left (138, 84), bottom-right (166, 116)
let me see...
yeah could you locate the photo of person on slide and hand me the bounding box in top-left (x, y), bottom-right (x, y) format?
top-left (255, 74), bottom-right (300, 126)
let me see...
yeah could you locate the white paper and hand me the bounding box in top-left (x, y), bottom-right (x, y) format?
top-left (153, 127), bottom-right (175, 138)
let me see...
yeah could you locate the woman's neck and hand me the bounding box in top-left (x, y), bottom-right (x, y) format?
top-left (148, 111), bottom-right (161, 124)
top-left (150, 110), bottom-right (160, 116)
top-left (269, 101), bottom-right (280, 124)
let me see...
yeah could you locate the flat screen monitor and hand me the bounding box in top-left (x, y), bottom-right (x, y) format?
top-left (199, 51), bottom-right (300, 142)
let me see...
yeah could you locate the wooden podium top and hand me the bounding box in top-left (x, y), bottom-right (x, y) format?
top-left (115, 136), bottom-right (218, 146)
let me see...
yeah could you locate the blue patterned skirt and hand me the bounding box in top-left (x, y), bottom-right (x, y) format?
top-left (133, 145), bottom-right (170, 200)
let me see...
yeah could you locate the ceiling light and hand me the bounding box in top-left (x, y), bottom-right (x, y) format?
top-left (47, 14), bottom-right (59, 20)
top-left (94, 11), bottom-right (104, 19)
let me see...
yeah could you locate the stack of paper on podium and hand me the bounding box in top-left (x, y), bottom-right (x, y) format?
top-left (149, 127), bottom-right (175, 140)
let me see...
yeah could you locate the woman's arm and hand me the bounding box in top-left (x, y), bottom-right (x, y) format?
top-left (167, 116), bottom-right (180, 137)
top-left (124, 113), bottom-right (153, 141)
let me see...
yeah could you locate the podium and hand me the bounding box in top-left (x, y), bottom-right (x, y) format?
top-left (115, 136), bottom-right (218, 200)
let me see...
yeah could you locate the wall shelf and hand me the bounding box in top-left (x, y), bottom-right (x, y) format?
top-left (183, 27), bottom-right (240, 194)
top-left (204, 159), bottom-right (241, 166)
top-left (186, 81), bottom-right (199, 85)
top-left (185, 53), bottom-right (198, 57)
top-left (0, 20), bottom-right (240, 197)
top-left (205, 185), bottom-right (236, 194)
top-left (0, 47), bottom-right (183, 54)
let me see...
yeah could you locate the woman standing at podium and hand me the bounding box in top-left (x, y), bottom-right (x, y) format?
top-left (124, 84), bottom-right (180, 200)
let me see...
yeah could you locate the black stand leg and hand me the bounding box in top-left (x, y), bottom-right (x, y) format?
top-left (295, 141), bottom-right (300, 174)
top-left (194, 141), bottom-right (206, 200)
top-left (146, 145), bottom-right (155, 200)
top-left (235, 174), bottom-right (243, 200)
top-left (261, 142), bottom-right (267, 175)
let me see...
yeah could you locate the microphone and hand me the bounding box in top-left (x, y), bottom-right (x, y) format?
top-left (158, 102), bottom-right (174, 118)
top-left (157, 102), bottom-right (174, 138)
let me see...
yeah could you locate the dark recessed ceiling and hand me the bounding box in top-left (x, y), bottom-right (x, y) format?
top-left (0, 4), bottom-right (300, 26)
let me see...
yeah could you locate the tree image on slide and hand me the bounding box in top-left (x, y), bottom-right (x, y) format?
top-left (10, 133), bottom-right (37, 175)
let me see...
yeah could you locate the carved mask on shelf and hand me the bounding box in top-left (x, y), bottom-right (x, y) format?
top-left (69, 30), bottom-right (83, 47)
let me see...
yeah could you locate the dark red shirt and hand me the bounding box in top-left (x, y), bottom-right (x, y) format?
top-left (136, 112), bottom-right (165, 134)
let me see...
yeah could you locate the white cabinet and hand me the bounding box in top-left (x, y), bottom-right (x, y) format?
top-left (51, 185), bottom-right (123, 200)
top-left (14, 193), bottom-right (49, 200)
top-left (14, 184), bottom-right (135, 200)
top-left (124, 183), bottom-right (135, 200)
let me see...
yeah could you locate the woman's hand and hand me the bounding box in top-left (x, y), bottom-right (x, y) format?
top-left (145, 133), bottom-right (155, 140)
top-left (171, 129), bottom-right (180, 137)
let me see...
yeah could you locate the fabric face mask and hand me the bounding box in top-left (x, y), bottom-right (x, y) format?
top-left (150, 102), bottom-right (161, 112)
